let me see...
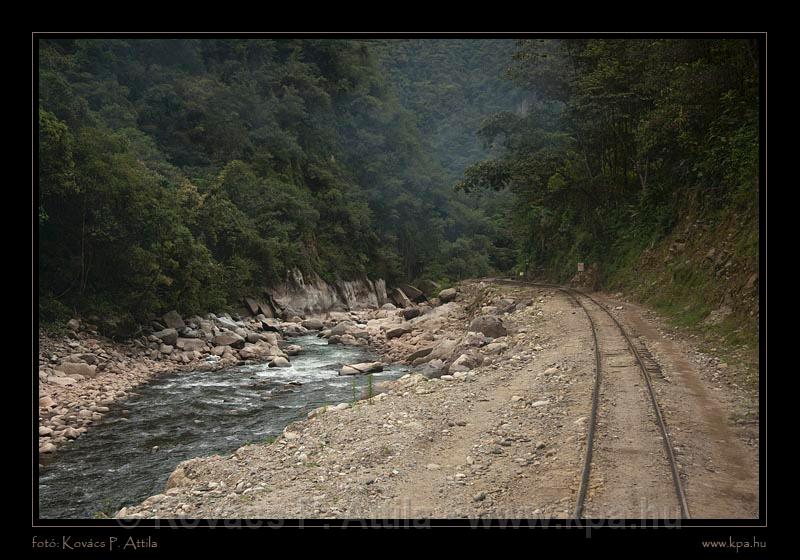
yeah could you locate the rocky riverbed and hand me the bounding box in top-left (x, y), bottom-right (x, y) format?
top-left (115, 280), bottom-right (566, 518)
top-left (38, 278), bottom-right (758, 520)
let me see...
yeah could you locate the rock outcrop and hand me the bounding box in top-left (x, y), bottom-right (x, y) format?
top-left (249, 269), bottom-right (387, 318)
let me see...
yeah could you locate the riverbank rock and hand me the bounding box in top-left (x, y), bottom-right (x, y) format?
top-left (215, 316), bottom-right (241, 331)
top-left (439, 288), bottom-right (457, 303)
top-left (39, 396), bottom-right (56, 409)
top-left (165, 466), bottom-right (189, 490)
top-left (418, 279), bottom-right (440, 297)
top-left (329, 321), bottom-right (356, 336)
top-left (386, 324), bottom-right (413, 339)
top-left (281, 322), bottom-right (308, 336)
top-left (213, 332), bottom-right (245, 349)
top-left (161, 310), bottom-right (186, 330)
top-left (402, 307), bottom-right (421, 320)
top-left (153, 328), bottom-right (179, 346)
top-left (468, 315), bottom-right (507, 338)
top-left (339, 362), bottom-right (384, 376)
top-left (427, 338), bottom-right (459, 362)
top-left (416, 359), bottom-right (446, 379)
top-left (58, 362), bottom-right (98, 379)
top-left (407, 346), bottom-right (433, 362)
top-left (484, 341), bottom-right (508, 355)
top-left (398, 284), bottom-right (425, 302)
top-left (301, 318), bottom-right (324, 330)
top-left (176, 338), bottom-right (206, 352)
top-left (449, 353), bottom-right (481, 373)
top-left (269, 357), bottom-right (291, 368)
top-left (390, 288), bottom-right (413, 308)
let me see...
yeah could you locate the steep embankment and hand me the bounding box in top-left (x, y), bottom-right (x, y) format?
top-left (604, 204), bottom-right (759, 390)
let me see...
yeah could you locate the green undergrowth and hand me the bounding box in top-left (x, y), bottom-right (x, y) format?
top-left (604, 202), bottom-right (759, 391)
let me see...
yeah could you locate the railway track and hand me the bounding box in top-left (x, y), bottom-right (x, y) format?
top-left (492, 278), bottom-right (689, 519)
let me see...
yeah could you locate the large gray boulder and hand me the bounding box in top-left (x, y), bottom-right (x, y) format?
top-left (301, 318), bottom-right (324, 330)
top-left (215, 316), bottom-right (241, 331)
top-left (390, 288), bottom-right (413, 308)
top-left (439, 288), bottom-right (457, 303)
top-left (329, 321), bottom-right (356, 336)
top-left (161, 310), bottom-right (186, 330)
top-left (407, 346), bottom-right (433, 362)
top-left (416, 359), bottom-right (446, 379)
top-left (468, 315), bottom-right (507, 338)
top-left (386, 324), bottom-right (412, 339)
top-left (213, 332), bottom-right (245, 349)
top-left (339, 362), bottom-right (384, 376)
top-left (449, 353), bottom-right (481, 373)
top-left (402, 307), bottom-right (421, 320)
top-left (427, 338), bottom-right (459, 361)
top-left (176, 338), bottom-right (206, 352)
top-left (398, 284), bottom-right (425, 302)
top-left (153, 328), bottom-right (179, 346)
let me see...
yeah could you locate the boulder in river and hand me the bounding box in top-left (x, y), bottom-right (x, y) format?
top-left (284, 344), bottom-right (303, 356)
top-left (339, 362), bottom-right (384, 376)
top-left (269, 356), bottom-right (291, 368)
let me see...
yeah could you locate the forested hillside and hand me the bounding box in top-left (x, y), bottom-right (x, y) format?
top-left (38, 39), bottom-right (512, 333)
top-left (458, 38), bottom-right (760, 349)
top-left (38, 37), bottom-right (761, 347)
top-left (373, 39), bottom-right (526, 277)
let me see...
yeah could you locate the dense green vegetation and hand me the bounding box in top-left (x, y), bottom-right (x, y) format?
top-left (458, 39), bottom-right (759, 279)
top-left (38, 39), bottom-right (514, 332)
top-left (38, 37), bottom-right (760, 346)
top-left (457, 38), bottom-right (760, 359)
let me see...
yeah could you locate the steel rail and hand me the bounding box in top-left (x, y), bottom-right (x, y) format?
top-left (575, 289), bottom-right (691, 519)
top-left (489, 278), bottom-right (689, 519)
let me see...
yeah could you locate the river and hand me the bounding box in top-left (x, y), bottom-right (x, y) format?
top-left (38, 335), bottom-right (407, 519)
